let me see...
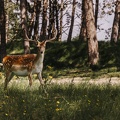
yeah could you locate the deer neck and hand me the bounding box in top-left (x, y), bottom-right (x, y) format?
top-left (34, 52), bottom-right (45, 66)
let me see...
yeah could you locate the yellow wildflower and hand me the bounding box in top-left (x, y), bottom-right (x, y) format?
top-left (56, 101), bottom-right (60, 104)
top-left (5, 113), bottom-right (8, 116)
top-left (47, 65), bottom-right (52, 69)
top-left (49, 76), bottom-right (53, 79)
top-left (56, 108), bottom-right (61, 112)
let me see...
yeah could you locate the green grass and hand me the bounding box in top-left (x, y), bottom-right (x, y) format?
top-left (3, 38), bottom-right (120, 120)
top-left (0, 78), bottom-right (120, 120)
top-left (43, 66), bottom-right (120, 80)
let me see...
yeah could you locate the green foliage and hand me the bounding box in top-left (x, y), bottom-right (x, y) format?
top-left (45, 40), bottom-right (120, 70)
top-left (45, 41), bottom-right (88, 69)
top-left (7, 39), bottom-right (24, 54)
top-left (99, 41), bottom-right (120, 69)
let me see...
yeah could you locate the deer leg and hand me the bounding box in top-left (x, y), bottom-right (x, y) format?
top-left (37, 72), bottom-right (43, 86)
top-left (37, 72), bottom-right (44, 90)
top-left (4, 72), bottom-right (14, 90)
top-left (37, 72), bottom-right (47, 94)
top-left (28, 73), bottom-right (32, 86)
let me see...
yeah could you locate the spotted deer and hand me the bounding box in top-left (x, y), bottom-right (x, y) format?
top-left (3, 29), bottom-right (57, 90)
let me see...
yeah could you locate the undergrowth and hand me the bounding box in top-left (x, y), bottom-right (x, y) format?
top-left (6, 40), bottom-right (120, 71)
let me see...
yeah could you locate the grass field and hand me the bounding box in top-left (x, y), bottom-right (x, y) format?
top-left (0, 75), bottom-right (120, 120)
top-left (2, 40), bottom-right (120, 120)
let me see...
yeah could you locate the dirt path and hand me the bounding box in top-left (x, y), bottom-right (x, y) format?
top-left (1, 75), bottom-right (120, 87)
top-left (52, 77), bottom-right (120, 85)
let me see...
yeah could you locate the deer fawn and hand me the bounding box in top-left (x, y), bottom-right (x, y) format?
top-left (3, 29), bottom-right (57, 90)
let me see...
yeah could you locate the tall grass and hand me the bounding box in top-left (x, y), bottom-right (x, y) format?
top-left (0, 79), bottom-right (120, 120)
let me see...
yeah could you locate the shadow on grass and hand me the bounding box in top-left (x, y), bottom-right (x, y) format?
top-left (0, 83), bottom-right (120, 120)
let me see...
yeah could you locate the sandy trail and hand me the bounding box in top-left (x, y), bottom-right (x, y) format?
top-left (51, 77), bottom-right (120, 85)
top-left (1, 76), bottom-right (120, 88)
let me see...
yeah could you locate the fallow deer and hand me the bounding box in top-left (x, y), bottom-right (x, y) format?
top-left (2, 29), bottom-right (57, 90)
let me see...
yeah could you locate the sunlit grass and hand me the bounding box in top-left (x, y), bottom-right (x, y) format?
top-left (43, 66), bottom-right (120, 80)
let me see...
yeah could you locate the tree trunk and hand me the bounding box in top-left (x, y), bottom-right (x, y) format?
top-left (20, 0), bottom-right (30, 54)
top-left (95, 0), bottom-right (99, 29)
top-left (85, 0), bottom-right (99, 68)
top-left (79, 0), bottom-right (87, 42)
top-left (0, 0), bottom-right (6, 62)
top-left (5, 0), bottom-right (9, 42)
top-left (111, 0), bottom-right (120, 43)
top-left (48, 0), bottom-right (54, 39)
top-left (40, 0), bottom-right (48, 41)
top-left (28, 0), bottom-right (36, 39)
top-left (59, 0), bottom-right (64, 41)
top-left (67, 0), bottom-right (76, 43)
top-left (54, 0), bottom-right (59, 40)
top-left (33, 0), bottom-right (41, 40)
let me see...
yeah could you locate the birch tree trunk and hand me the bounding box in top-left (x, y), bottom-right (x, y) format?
top-left (111, 0), bottom-right (120, 43)
top-left (85, 0), bottom-right (99, 68)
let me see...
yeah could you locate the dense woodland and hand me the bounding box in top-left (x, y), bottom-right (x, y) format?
top-left (0, 0), bottom-right (120, 69)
